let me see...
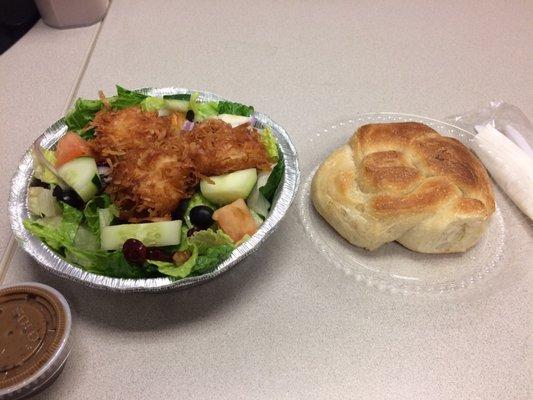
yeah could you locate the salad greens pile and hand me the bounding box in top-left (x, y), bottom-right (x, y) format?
top-left (24, 197), bottom-right (235, 279)
top-left (24, 86), bottom-right (284, 280)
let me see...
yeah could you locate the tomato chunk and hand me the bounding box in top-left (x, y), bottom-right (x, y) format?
top-left (212, 199), bottom-right (258, 242)
top-left (55, 132), bottom-right (91, 167)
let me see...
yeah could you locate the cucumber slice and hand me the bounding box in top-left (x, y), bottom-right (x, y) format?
top-left (246, 170), bottom-right (271, 218)
top-left (200, 168), bottom-right (257, 205)
top-left (100, 220), bottom-right (182, 251)
top-left (98, 208), bottom-right (115, 230)
top-left (98, 207), bottom-right (119, 245)
top-left (57, 157), bottom-right (100, 202)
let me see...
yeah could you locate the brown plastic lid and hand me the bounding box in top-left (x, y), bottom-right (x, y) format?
top-left (0, 283), bottom-right (71, 399)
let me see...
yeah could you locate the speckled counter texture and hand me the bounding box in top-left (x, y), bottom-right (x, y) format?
top-left (3, 1), bottom-right (532, 399)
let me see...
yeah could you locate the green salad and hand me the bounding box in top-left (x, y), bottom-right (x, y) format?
top-left (24, 86), bottom-right (284, 279)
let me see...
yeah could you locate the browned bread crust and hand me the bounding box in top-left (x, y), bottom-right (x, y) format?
top-left (311, 122), bottom-right (495, 253)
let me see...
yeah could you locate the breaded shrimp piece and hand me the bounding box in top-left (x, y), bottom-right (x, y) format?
top-left (107, 143), bottom-right (197, 221)
top-left (88, 110), bottom-right (271, 222)
top-left (89, 107), bottom-right (173, 162)
top-left (183, 119), bottom-right (271, 176)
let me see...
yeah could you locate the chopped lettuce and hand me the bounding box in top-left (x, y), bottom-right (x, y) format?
top-left (64, 247), bottom-right (148, 278)
top-left (23, 203), bottom-right (83, 251)
top-left (23, 216), bottom-right (64, 250)
top-left (32, 148), bottom-right (61, 185)
top-left (64, 86), bottom-right (146, 139)
top-left (188, 229), bottom-right (234, 253)
top-left (151, 228), bottom-right (235, 279)
top-left (59, 203), bottom-right (84, 243)
top-left (250, 210), bottom-right (264, 226)
top-left (140, 96), bottom-right (166, 111)
top-left (110, 85), bottom-right (147, 109)
top-left (217, 101), bottom-right (254, 117)
top-left (28, 187), bottom-right (61, 218)
top-left (189, 92), bottom-right (219, 121)
top-left (259, 127), bottom-right (279, 162)
top-left (175, 225), bottom-right (190, 251)
top-left (65, 98), bottom-right (103, 139)
top-left (25, 199), bottom-right (150, 279)
top-left (247, 170), bottom-right (271, 218)
top-left (259, 148), bottom-right (284, 202)
top-left (83, 194), bottom-right (115, 236)
top-left (73, 225), bottom-right (99, 251)
top-left (188, 229), bottom-right (235, 274)
top-left (193, 244), bottom-right (235, 274)
top-left (184, 193), bottom-right (216, 228)
top-left (149, 245), bottom-right (199, 279)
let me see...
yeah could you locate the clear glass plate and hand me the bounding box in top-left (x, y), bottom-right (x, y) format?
top-left (298, 113), bottom-right (528, 295)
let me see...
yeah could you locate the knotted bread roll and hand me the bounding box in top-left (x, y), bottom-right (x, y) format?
top-left (311, 122), bottom-right (495, 253)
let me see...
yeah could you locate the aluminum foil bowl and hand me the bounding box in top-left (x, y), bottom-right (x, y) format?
top-left (9, 87), bottom-right (300, 292)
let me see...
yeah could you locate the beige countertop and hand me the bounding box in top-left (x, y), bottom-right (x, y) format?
top-left (0, 20), bottom-right (100, 275)
top-left (2, 1), bottom-right (532, 399)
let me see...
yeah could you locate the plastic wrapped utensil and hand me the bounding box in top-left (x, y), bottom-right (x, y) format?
top-left (447, 101), bottom-right (533, 220)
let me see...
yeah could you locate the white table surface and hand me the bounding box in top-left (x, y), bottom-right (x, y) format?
top-left (1, 1), bottom-right (532, 399)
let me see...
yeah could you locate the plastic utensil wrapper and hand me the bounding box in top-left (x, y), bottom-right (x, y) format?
top-left (472, 124), bottom-right (533, 219)
top-left (447, 101), bottom-right (533, 220)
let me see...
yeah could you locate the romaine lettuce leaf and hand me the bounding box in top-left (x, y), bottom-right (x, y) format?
top-left (140, 96), bottom-right (166, 111)
top-left (259, 127), bottom-right (279, 162)
top-left (59, 203), bottom-right (84, 242)
top-left (193, 244), bottom-right (235, 274)
top-left (23, 202), bottom-right (83, 251)
top-left (28, 187), bottom-right (61, 218)
top-left (23, 216), bottom-right (64, 251)
top-left (259, 148), bottom-right (284, 202)
top-left (150, 228), bottom-right (235, 278)
top-left (149, 245), bottom-right (199, 278)
top-left (110, 85), bottom-right (147, 109)
top-left (32, 148), bottom-right (61, 185)
top-left (65, 87), bottom-right (147, 139)
top-left (65, 98), bottom-right (104, 139)
top-left (189, 92), bottom-right (219, 121)
top-left (73, 225), bottom-right (100, 251)
top-left (188, 229), bottom-right (234, 253)
top-left (83, 194), bottom-right (114, 236)
top-left (64, 247), bottom-right (148, 278)
top-left (217, 101), bottom-right (254, 117)
top-left (249, 210), bottom-right (264, 226)
top-left (24, 202), bottom-right (152, 278)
